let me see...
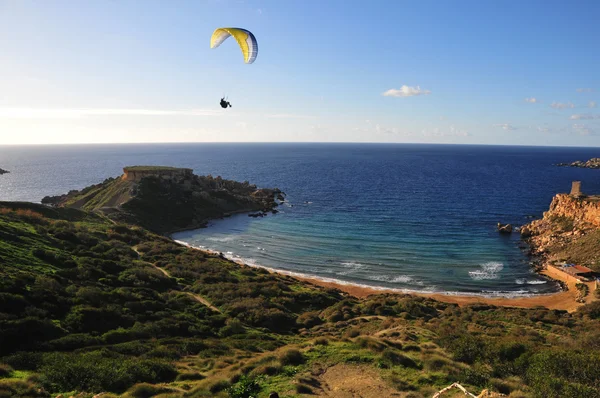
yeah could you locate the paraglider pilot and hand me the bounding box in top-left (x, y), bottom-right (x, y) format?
top-left (220, 98), bottom-right (232, 108)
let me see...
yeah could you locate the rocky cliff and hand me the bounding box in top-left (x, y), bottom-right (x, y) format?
top-left (521, 192), bottom-right (600, 272)
top-left (42, 166), bottom-right (281, 234)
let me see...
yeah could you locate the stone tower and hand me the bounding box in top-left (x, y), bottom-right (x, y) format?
top-left (570, 181), bottom-right (582, 197)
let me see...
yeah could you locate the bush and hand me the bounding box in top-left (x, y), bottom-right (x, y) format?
top-left (39, 351), bottom-right (177, 393)
top-left (278, 349), bottom-right (305, 366)
top-left (209, 379), bottom-right (231, 394)
top-left (0, 364), bottom-right (13, 378)
top-left (296, 384), bottom-right (313, 394)
top-left (296, 311), bottom-right (323, 328)
top-left (227, 375), bottom-right (261, 398)
top-left (0, 379), bottom-right (49, 398)
top-left (381, 350), bottom-right (420, 369)
top-left (314, 337), bottom-right (329, 346)
top-left (1, 352), bottom-right (43, 371)
top-left (125, 382), bottom-right (172, 398)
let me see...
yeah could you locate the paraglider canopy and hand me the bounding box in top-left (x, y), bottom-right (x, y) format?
top-left (210, 27), bottom-right (258, 64)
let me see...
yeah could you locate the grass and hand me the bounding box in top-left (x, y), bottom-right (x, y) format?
top-left (1, 201), bottom-right (600, 398)
top-left (548, 229), bottom-right (600, 271)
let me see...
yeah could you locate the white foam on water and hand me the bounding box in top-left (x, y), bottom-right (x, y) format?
top-left (369, 274), bottom-right (413, 284)
top-left (516, 278), bottom-right (547, 285)
top-left (207, 236), bottom-right (235, 242)
top-left (469, 262), bottom-right (504, 280)
top-left (338, 261), bottom-right (368, 275)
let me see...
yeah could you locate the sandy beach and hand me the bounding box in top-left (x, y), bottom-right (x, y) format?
top-left (293, 267), bottom-right (597, 312)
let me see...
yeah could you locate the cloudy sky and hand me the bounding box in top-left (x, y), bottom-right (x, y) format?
top-left (0, 0), bottom-right (599, 145)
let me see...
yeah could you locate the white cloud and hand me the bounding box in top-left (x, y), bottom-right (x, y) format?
top-left (576, 88), bottom-right (594, 93)
top-left (494, 123), bottom-right (517, 131)
top-left (420, 125), bottom-right (470, 137)
top-left (569, 114), bottom-right (600, 120)
top-left (525, 97), bottom-right (540, 103)
top-left (589, 101), bottom-right (597, 108)
top-left (0, 107), bottom-right (223, 119)
top-left (572, 124), bottom-right (597, 136)
top-left (537, 126), bottom-right (550, 133)
top-left (265, 113), bottom-right (313, 119)
top-left (550, 102), bottom-right (575, 109)
top-left (382, 85), bottom-right (431, 97)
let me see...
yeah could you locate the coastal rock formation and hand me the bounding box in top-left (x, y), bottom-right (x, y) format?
top-left (521, 182), bottom-right (600, 273)
top-left (42, 166), bottom-right (280, 234)
top-left (556, 157), bottom-right (600, 169)
top-left (0, 168), bottom-right (9, 175)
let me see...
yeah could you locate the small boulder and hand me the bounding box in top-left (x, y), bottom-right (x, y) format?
top-left (497, 223), bottom-right (513, 234)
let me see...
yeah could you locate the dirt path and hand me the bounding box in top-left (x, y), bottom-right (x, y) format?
top-left (314, 364), bottom-right (402, 397)
top-left (131, 246), bottom-right (222, 313)
top-left (184, 292), bottom-right (221, 313)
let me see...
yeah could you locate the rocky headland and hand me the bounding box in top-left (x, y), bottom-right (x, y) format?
top-left (519, 182), bottom-right (600, 303)
top-left (42, 166), bottom-right (282, 234)
top-left (0, 168), bottom-right (9, 175)
top-left (556, 157), bottom-right (600, 168)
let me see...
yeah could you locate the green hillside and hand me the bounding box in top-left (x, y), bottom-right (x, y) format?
top-left (1, 202), bottom-right (599, 397)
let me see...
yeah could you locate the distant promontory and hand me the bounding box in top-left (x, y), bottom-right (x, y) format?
top-left (0, 168), bottom-right (9, 175)
top-left (556, 158), bottom-right (600, 169)
top-left (42, 165), bottom-right (281, 234)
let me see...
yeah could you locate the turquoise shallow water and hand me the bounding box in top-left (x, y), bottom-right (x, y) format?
top-left (3, 143), bottom-right (600, 296)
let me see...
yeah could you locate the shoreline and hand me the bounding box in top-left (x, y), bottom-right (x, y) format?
top-left (174, 240), bottom-right (595, 313)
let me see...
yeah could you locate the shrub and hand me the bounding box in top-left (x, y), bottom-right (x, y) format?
top-left (0, 379), bottom-right (49, 398)
top-left (209, 379), bottom-right (231, 394)
top-left (278, 349), bottom-right (305, 366)
top-left (227, 375), bottom-right (261, 398)
top-left (380, 350), bottom-right (420, 369)
top-left (296, 384), bottom-right (312, 394)
top-left (296, 311), bottom-right (323, 328)
top-left (125, 383), bottom-right (172, 398)
top-left (0, 364), bottom-right (13, 378)
top-left (39, 351), bottom-right (177, 393)
top-left (314, 337), bottom-right (329, 346)
top-left (1, 352), bottom-right (43, 371)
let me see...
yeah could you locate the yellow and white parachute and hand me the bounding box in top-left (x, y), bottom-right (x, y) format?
top-left (210, 27), bottom-right (258, 64)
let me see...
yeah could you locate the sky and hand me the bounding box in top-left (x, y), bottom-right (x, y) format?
top-left (0, 0), bottom-right (599, 146)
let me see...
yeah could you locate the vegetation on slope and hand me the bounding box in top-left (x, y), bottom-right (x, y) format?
top-left (1, 202), bottom-right (600, 397)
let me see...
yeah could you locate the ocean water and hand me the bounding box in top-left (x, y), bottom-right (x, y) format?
top-left (3, 143), bottom-right (600, 296)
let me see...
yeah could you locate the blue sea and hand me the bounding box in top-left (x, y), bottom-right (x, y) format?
top-left (2, 143), bottom-right (600, 297)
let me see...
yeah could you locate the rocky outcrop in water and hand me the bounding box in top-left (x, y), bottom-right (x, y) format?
top-left (556, 157), bottom-right (600, 169)
top-left (497, 223), bottom-right (513, 234)
top-left (0, 168), bottom-right (9, 175)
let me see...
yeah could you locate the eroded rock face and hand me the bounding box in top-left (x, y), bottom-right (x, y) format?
top-left (520, 193), bottom-right (600, 268)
